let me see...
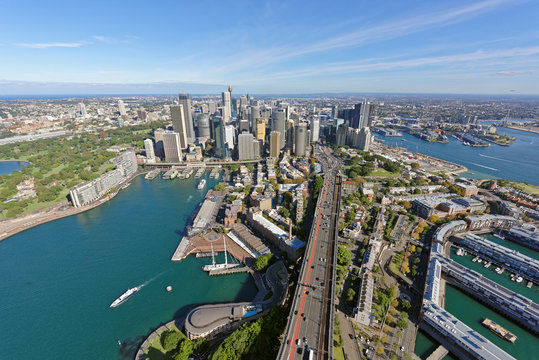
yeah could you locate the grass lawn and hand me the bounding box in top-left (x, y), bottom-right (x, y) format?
top-left (145, 325), bottom-right (183, 356)
top-left (509, 181), bottom-right (539, 196)
top-left (368, 169), bottom-right (400, 177)
top-left (333, 345), bottom-right (346, 360)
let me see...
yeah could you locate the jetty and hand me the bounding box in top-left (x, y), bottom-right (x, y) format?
top-left (209, 266), bottom-right (251, 276)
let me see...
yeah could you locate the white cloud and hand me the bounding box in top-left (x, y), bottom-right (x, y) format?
top-left (16, 42), bottom-right (86, 48)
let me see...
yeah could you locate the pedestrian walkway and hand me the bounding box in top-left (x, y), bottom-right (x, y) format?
top-left (426, 345), bottom-right (448, 360)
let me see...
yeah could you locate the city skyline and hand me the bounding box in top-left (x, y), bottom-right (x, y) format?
top-left (1, 0), bottom-right (539, 95)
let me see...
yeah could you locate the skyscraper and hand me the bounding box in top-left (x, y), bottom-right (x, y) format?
top-left (271, 109), bottom-right (286, 149)
top-left (118, 100), bottom-right (127, 116)
top-left (77, 102), bottom-right (87, 117)
top-left (224, 125), bottom-right (235, 151)
top-left (255, 117), bottom-right (266, 144)
top-left (249, 105), bottom-right (260, 131)
top-left (222, 91), bottom-right (231, 123)
top-left (196, 113), bottom-right (211, 139)
top-left (238, 132), bottom-right (256, 160)
top-left (286, 119), bottom-right (295, 154)
top-left (311, 117), bottom-right (320, 143)
top-left (162, 131), bottom-right (183, 162)
top-left (144, 139), bottom-right (156, 163)
top-left (137, 107), bottom-right (147, 121)
top-left (358, 127), bottom-right (372, 151)
top-left (178, 94), bottom-right (195, 142)
top-left (294, 123), bottom-right (308, 157)
top-left (170, 105), bottom-right (189, 149)
top-left (269, 131), bottom-right (281, 158)
top-left (352, 102), bottom-right (375, 129)
top-left (212, 116), bottom-right (226, 159)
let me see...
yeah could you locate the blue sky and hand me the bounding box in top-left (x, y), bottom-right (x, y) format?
top-left (1, 0), bottom-right (538, 94)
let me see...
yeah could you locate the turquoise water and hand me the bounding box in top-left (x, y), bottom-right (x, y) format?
top-left (0, 160), bottom-right (27, 175)
top-left (0, 173), bottom-right (257, 359)
top-left (375, 127), bottom-right (539, 185)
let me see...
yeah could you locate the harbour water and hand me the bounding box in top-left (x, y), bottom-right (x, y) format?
top-left (0, 172), bottom-right (257, 359)
top-left (0, 160), bottom-right (28, 175)
top-left (375, 127), bottom-right (539, 185)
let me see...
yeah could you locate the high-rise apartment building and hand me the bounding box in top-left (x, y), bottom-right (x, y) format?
top-left (249, 105), bottom-right (260, 130)
top-left (358, 127), bottom-right (372, 151)
top-left (352, 102), bottom-right (375, 129)
top-left (255, 117), bottom-right (266, 144)
top-left (170, 105), bottom-right (189, 149)
top-left (238, 132), bottom-right (256, 160)
top-left (162, 131), bottom-right (183, 162)
top-left (224, 125), bottom-right (235, 151)
top-left (178, 94), bottom-right (195, 142)
top-left (144, 139), bottom-right (156, 163)
top-left (269, 131), bottom-right (281, 158)
top-left (118, 100), bottom-right (127, 116)
top-left (77, 102), bottom-right (87, 117)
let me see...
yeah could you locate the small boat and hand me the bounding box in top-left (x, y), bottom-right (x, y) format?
top-left (495, 267), bottom-right (501, 273)
top-left (472, 256), bottom-right (479, 262)
top-left (166, 286), bottom-right (173, 292)
top-left (484, 262), bottom-right (491, 269)
top-left (493, 232), bottom-right (505, 240)
top-left (456, 248), bottom-right (465, 256)
top-left (110, 286), bottom-right (140, 307)
top-left (478, 258), bottom-right (483, 263)
top-left (527, 282), bottom-right (533, 289)
top-left (499, 268), bottom-right (505, 274)
top-left (197, 179), bottom-right (206, 190)
top-left (516, 276), bottom-right (523, 283)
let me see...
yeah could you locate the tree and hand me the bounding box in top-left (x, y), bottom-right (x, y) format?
top-left (401, 200), bottom-right (412, 210)
top-left (346, 288), bottom-right (356, 303)
top-left (376, 346), bottom-right (385, 355)
top-left (337, 245), bottom-right (352, 266)
top-left (253, 254), bottom-right (274, 272)
top-left (161, 330), bottom-right (182, 352)
top-left (400, 300), bottom-right (412, 311)
top-left (386, 315), bottom-right (395, 324)
top-left (214, 184), bottom-right (225, 191)
top-left (173, 339), bottom-right (194, 360)
top-left (279, 208), bottom-right (290, 219)
top-left (428, 215), bottom-right (439, 223)
top-left (391, 299), bottom-right (399, 308)
top-left (396, 317), bottom-right (408, 329)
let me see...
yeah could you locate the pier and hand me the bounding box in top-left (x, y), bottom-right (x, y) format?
top-left (209, 266), bottom-right (251, 276)
top-left (425, 345), bottom-right (448, 360)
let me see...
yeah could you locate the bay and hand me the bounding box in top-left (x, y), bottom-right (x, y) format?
top-left (374, 127), bottom-right (539, 185)
top-left (0, 173), bottom-right (257, 359)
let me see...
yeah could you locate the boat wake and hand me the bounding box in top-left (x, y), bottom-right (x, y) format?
top-left (477, 153), bottom-right (512, 162)
top-left (140, 269), bottom-right (171, 288)
top-left (469, 162), bottom-right (499, 171)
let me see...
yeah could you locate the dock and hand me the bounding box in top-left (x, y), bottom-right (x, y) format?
top-left (144, 169), bottom-right (160, 180)
top-left (426, 345), bottom-right (449, 360)
top-left (171, 237), bottom-right (191, 261)
top-left (209, 266), bottom-right (251, 276)
top-left (196, 252), bottom-right (214, 258)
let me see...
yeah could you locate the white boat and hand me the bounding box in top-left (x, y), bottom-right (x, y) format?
top-left (495, 267), bottom-right (501, 273)
top-left (493, 232), bottom-right (505, 240)
top-left (202, 236), bottom-right (239, 272)
top-left (472, 256), bottom-right (479, 262)
top-left (527, 282), bottom-right (533, 289)
top-left (516, 276), bottom-right (523, 283)
top-left (484, 262), bottom-right (491, 269)
top-left (110, 286), bottom-right (140, 307)
top-left (456, 248), bottom-right (464, 256)
top-left (197, 179), bottom-right (206, 190)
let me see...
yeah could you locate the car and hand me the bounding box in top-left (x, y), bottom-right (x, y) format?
top-left (400, 346), bottom-right (405, 351)
top-left (303, 337), bottom-right (308, 344)
top-left (349, 333), bottom-right (354, 339)
top-left (301, 313), bottom-right (304, 317)
top-left (287, 339), bottom-right (291, 345)
top-left (296, 338), bottom-right (301, 345)
top-left (294, 310), bottom-right (298, 315)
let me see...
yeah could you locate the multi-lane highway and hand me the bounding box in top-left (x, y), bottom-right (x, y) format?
top-left (278, 145), bottom-right (341, 360)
